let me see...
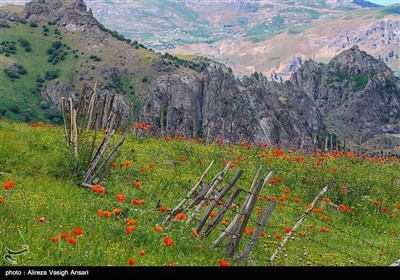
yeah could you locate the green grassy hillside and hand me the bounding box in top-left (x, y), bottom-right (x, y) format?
top-left (1, 120), bottom-right (399, 266)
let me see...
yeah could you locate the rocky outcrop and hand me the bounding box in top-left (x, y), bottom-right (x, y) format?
top-left (24, 0), bottom-right (98, 31)
top-left (290, 46), bottom-right (400, 148)
top-left (141, 61), bottom-right (325, 147)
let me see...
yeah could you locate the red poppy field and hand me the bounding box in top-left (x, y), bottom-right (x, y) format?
top-left (0, 120), bottom-right (399, 266)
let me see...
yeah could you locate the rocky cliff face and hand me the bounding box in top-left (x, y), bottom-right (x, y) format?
top-left (24, 0), bottom-right (98, 31)
top-left (290, 46), bottom-right (400, 150)
top-left (142, 61), bottom-right (325, 147)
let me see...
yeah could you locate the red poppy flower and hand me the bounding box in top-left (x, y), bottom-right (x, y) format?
top-left (175, 213), bottom-right (187, 220)
top-left (312, 208), bottom-right (323, 213)
top-left (138, 250), bottom-right (146, 256)
top-left (322, 197), bottom-right (331, 203)
top-left (219, 259), bottom-right (230, 267)
top-left (340, 185), bottom-right (347, 194)
top-left (166, 262), bottom-right (175, 267)
top-left (276, 178), bottom-right (282, 183)
top-left (39, 217), bottom-right (46, 223)
top-left (209, 212), bottom-right (216, 218)
top-left (125, 225), bottom-right (136, 234)
top-left (163, 237), bottom-right (174, 247)
top-left (131, 199), bottom-right (145, 205)
top-left (198, 160), bottom-right (204, 165)
top-left (61, 232), bottom-right (69, 239)
top-left (284, 227), bottom-right (291, 233)
top-left (308, 224), bottom-right (315, 229)
top-left (116, 193), bottom-right (125, 203)
top-left (159, 206), bottom-right (168, 212)
top-left (260, 231), bottom-right (267, 237)
top-left (283, 189), bottom-right (290, 195)
top-left (113, 208), bottom-right (121, 215)
top-left (91, 184), bottom-right (105, 195)
top-left (51, 236), bottom-right (59, 243)
top-left (128, 258), bottom-right (136, 266)
top-left (197, 138), bottom-right (203, 143)
top-left (391, 230), bottom-right (398, 235)
top-left (382, 206), bottom-right (390, 212)
top-left (128, 219), bottom-right (136, 225)
top-left (321, 215), bottom-right (328, 220)
top-left (320, 227), bottom-right (328, 233)
top-left (103, 211), bottom-right (111, 218)
top-left (300, 232), bottom-right (306, 237)
top-left (3, 180), bottom-right (16, 190)
top-left (257, 208), bottom-right (263, 215)
top-left (294, 197), bottom-right (302, 203)
top-left (195, 244), bottom-right (203, 250)
top-left (140, 167), bottom-right (146, 173)
top-left (154, 225), bottom-right (163, 232)
top-left (123, 161), bottom-right (131, 168)
top-left (67, 237), bottom-right (77, 245)
top-left (166, 135), bottom-right (173, 141)
top-left (390, 213), bottom-right (396, 219)
top-left (397, 205), bottom-right (400, 211)
top-left (148, 163), bottom-right (155, 169)
top-left (373, 201), bottom-right (381, 206)
top-left (217, 200), bottom-right (223, 206)
top-left (279, 196), bottom-right (287, 202)
top-left (97, 209), bottom-right (103, 216)
top-left (180, 157), bottom-right (187, 162)
top-left (192, 228), bottom-right (199, 238)
top-left (111, 162), bottom-right (117, 168)
top-left (72, 228), bottom-right (84, 236)
top-left (275, 234), bottom-right (282, 239)
top-left (134, 181), bottom-right (142, 189)
top-left (269, 179), bottom-right (277, 184)
top-left (0, 197), bottom-right (4, 204)
top-left (258, 196), bottom-right (265, 201)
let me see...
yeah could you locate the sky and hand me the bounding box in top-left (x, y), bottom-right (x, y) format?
top-left (368, 0), bottom-right (400, 5)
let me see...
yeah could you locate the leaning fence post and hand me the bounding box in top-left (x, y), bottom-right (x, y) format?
top-left (269, 186), bottom-right (329, 263)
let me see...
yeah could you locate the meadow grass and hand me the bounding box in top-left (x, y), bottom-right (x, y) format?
top-left (0, 120), bottom-right (399, 266)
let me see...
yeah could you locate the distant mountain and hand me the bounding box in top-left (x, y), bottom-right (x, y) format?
top-left (1, 0), bottom-right (399, 154)
top-left (352, 0), bottom-right (382, 8)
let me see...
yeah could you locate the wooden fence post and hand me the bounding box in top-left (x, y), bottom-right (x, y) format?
top-left (269, 186), bottom-right (329, 263)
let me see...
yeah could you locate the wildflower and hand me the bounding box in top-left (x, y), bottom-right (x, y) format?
top-left (138, 250), bottom-right (146, 256)
top-left (283, 189), bottom-right (290, 195)
top-left (312, 208), bottom-right (323, 213)
top-left (154, 225), bottom-right (163, 232)
top-left (275, 234), bottom-right (282, 239)
top-left (116, 193), bottom-right (125, 203)
top-left (382, 206), bottom-right (389, 212)
top-left (198, 160), bottom-right (204, 165)
top-left (269, 179), bottom-right (277, 184)
top-left (134, 181), bottom-right (142, 189)
top-left (258, 196), bottom-right (265, 201)
top-left (321, 215), bottom-right (329, 220)
top-left (391, 230), bottom-right (398, 235)
top-left (322, 197), bottom-right (331, 203)
top-left (276, 178), bottom-right (282, 183)
top-left (217, 200), bottom-right (223, 206)
top-left (61, 232), bottom-right (69, 239)
top-left (148, 163), bottom-right (155, 169)
top-left (39, 217), bottom-right (46, 223)
top-left (125, 225), bottom-right (136, 234)
top-left (131, 199), bottom-right (145, 205)
top-left (163, 237), bottom-right (174, 247)
top-left (192, 228), bottom-right (199, 238)
top-left (195, 244), bottom-right (203, 249)
top-left (279, 196), bottom-right (287, 202)
top-left (284, 227), bottom-right (291, 234)
top-left (267, 196), bottom-right (276, 202)
top-left (0, 197), bottom-right (4, 204)
top-left (294, 197), bottom-right (302, 203)
top-left (300, 232), bottom-right (306, 237)
top-left (390, 213), bottom-right (396, 219)
top-left (308, 224), bottom-right (315, 229)
top-left (67, 237), bottom-right (77, 245)
top-left (166, 136), bottom-right (173, 141)
top-left (3, 180), bottom-right (16, 190)
top-left (373, 201), bottom-right (381, 206)
top-left (279, 205), bottom-right (285, 210)
top-left (209, 212), bottom-right (216, 218)
top-left (260, 231), bottom-right (267, 237)
top-left (113, 208), bottom-right (121, 215)
top-left (97, 209), bottom-right (103, 216)
top-left (180, 156), bottom-right (187, 162)
top-left (111, 162), bottom-right (117, 168)
top-left (219, 259), bottom-right (230, 267)
top-left (320, 227), bottom-right (328, 233)
top-left (139, 167), bottom-right (146, 173)
top-left (231, 203), bottom-right (238, 209)
top-left (123, 161), bottom-right (131, 168)
top-left (103, 211), bottom-right (111, 218)
top-left (340, 185), bottom-right (347, 194)
top-left (216, 137), bottom-right (223, 143)
top-left (51, 236), bottom-right (59, 243)
top-left (128, 258), bottom-right (136, 266)
top-left (196, 138), bottom-right (203, 143)
top-left (166, 262), bottom-right (175, 266)
top-left (128, 219), bottom-right (136, 225)
top-left (175, 213), bottom-right (186, 220)
top-left (91, 184), bottom-right (105, 195)
top-left (72, 228), bottom-right (84, 236)
top-left (257, 208), bottom-right (263, 215)
top-left (397, 205), bottom-right (400, 211)
top-left (159, 206), bottom-right (168, 212)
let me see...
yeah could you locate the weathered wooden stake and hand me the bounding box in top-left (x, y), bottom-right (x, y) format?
top-left (163, 160), bottom-right (215, 225)
top-left (61, 97), bottom-right (69, 144)
top-left (203, 188), bottom-right (242, 238)
top-left (269, 186), bottom-right (329, 263)
top-left (196, 169), bottom-right (244, 232)
top-left (237, 201), bottom-right (276, 264)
